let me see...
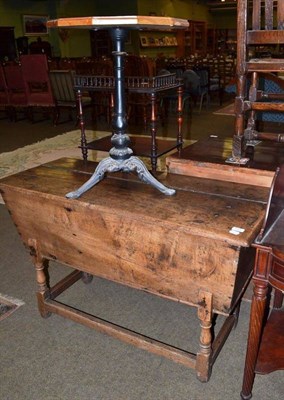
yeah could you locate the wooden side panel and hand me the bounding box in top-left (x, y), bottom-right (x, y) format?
top-left (3, 188), bottom-right (244, 314)
top-left (166, 158), bottom-right (274, 188)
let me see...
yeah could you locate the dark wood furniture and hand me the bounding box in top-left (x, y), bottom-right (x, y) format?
top-left (233, 0), bottom-right (284, 160)
top-left (240, 164), bottom-right (284, 399)
top-left (0, 63), bottom-right (10, 119)
top-left (0, 157), bottom-right (270, 383)
top-left (176, 20), bottom-right (207, 57)
top-left (0, 27), bottom-right (17, 61)
top-left (90, 29), bottom-right (112, 58)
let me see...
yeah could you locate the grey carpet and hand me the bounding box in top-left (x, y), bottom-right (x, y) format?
top-left (0, 204), bottom-right (283, 400)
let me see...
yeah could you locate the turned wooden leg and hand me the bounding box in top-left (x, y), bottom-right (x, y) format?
top-left (150, 92), bottom-right (157, 172)
top-left (177, 84), bottom-right (183, 152)
top-left (77, 90), bottom-right (88, 162)
top-left (81, 272), bottom-right (93, 284)
top-left (28, 238), bottom-right (51, 318)
top-left (196, 291), bottom-right (213, 382)
top-left (244, 72), bottom-right (259, 142)
top-left (240, 281), bottom-right (269, 399)
top-left (233, 72), bottom-right (246, 159)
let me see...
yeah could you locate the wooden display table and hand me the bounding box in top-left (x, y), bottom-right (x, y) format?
top-left (0, 158), bottom-right (270, 382)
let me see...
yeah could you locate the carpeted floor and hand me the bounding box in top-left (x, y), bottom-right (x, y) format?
top-left (0, 129), bottom-right (109, 180)
top-left (0, 204), bottom-right (283, 400)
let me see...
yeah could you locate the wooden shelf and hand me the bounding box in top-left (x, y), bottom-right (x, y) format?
top-left (255, 308), bottom-right (284, 374)
top-left (139, 32), bottom-right (177, 48)
top-left (85, 135), bottom-right (182, 159)
top-left (177, 20), bottom-right (207, 57)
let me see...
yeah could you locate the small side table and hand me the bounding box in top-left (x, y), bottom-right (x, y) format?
top-left (74, 73), bottom-right (184, 171)
top-left (240, 164), bottom-right (284, 399)
top-left (47, 15), bottom-right (188, 197)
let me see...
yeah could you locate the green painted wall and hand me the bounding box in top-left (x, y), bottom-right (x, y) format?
top-left (0, 0), bottom-right (237, 58)
top-left (137, 0), bottom-right (210, 20)
top-left (0, 0), bottom-right (97, 57)
top-left (136, 0), bottom-right (212, 58)
top-left (208, 9), bottom-right (237, 29)
top-left (95, 0), bottom-right (138, 16)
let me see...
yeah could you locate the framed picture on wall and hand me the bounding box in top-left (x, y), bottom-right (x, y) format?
top-left (140, 36), bottom-right (148, 47)
top-left (23, 15), bottom-right (49, 36)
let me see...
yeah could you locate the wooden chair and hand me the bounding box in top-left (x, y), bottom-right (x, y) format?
top-left (240, 164), bottom-right (284, 399)
top-left (20, 54), bottom-right (56, 123)
top-left (233, 0), bottom-right (284, 159)
top-left (49, 70), bottom-right (93, 125)
top-left (126, 55), bottom-right (160, 129)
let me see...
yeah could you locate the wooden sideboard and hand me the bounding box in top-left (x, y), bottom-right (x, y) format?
top-left (0, 157), bottom-right (269, 382)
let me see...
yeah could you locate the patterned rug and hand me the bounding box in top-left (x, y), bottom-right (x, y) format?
top-left (0, 130), bottom-right (111, 204)
top-left (0, 130), bottom-right (109, 180)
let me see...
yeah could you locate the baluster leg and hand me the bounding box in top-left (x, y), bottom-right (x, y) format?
top-left (28, 238), bottom-right (51, 318)
top-left (196, 291), bottom-right (213, 382)
top-left (150, 91), bottom-right (157, 171)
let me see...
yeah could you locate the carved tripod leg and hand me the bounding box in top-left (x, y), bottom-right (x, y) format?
top-left (28, 238), bottom-right (51, 318)
top-left (65, 157), bottom-right (120, 199)
top-left (66, 155), bottom-right (176, 199)
top-left (196, 291), bottom-right (213, 382)
top-left (125, 156), bottom-right (176, 196)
